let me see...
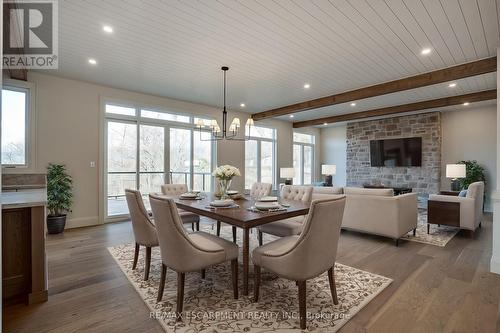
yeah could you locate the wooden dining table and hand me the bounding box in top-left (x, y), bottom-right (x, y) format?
top-left (171, 193), bottom-right (310, 296)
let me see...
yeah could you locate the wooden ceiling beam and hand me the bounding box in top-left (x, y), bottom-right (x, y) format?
top-left (292, 90), bottom-right (497, 128)
top-left (252, 57), bottom-right (497, 121)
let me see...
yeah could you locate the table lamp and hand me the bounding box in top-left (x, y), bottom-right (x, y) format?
top-left (322, 164), bottom-right (336, 187)
top-left (446, 164), bottom-right (466, 191)
top-left (280, 167), bottom-right (295, 185)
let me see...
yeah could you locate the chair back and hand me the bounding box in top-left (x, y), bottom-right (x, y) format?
top-left (281, 185), bottom-right (313, 202)
top-left (161, 183), bottom-right (188, 196)
top-left (250, 182), bottom-right (272, 198)
top-left (149, 194), bottom-right (224, 272)
top-left (125, 189), bottom-right (157, 247)
top-left (466, 181), bottom-right (485, 225)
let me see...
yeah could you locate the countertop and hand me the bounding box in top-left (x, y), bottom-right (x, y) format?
top-left (1, 189), bottom-right (47, 209)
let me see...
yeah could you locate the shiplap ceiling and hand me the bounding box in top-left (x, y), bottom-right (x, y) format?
top-left (47, 0), bottom-right (499, 123)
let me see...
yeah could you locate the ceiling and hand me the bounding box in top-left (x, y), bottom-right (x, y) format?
top-left (45, 0), bottom-right (499, 123)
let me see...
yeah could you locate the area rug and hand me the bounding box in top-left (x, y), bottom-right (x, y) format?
top-left (402, 210), bottom-right (459, 247)
top-left (108, 226), bottom-right (392, 332)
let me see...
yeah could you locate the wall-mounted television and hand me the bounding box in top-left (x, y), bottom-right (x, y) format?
top-left (370, 137), bottom-right (422, 167)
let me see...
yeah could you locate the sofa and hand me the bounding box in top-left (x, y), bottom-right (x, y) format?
top-left (311, 186), bottom-right (418, 245)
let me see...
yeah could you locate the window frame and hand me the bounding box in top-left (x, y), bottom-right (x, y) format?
top-left (245, 125), bottom-right (277, 190)
top-left (1, 80), bottom-right (36, 171)
top-left (293, 132), bottom-right (315, 185)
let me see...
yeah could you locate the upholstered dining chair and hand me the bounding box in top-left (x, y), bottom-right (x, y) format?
top-left (149, 194), bottom-right (239, 320)
top-left (125, 189), bottom-right (159, 281)
top-left (256, 185), bottom-right (313, 245)
top-left (216, 182), bottom-right (273, 243)
top-left (161, 184), bottom-right (200, 231)
top-left (253, 196), bottom-right (346, 329)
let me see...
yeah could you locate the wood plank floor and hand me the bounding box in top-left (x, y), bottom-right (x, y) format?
top-left (4, 214), bottom-right (500, 333)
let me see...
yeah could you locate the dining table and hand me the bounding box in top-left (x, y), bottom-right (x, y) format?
top-left (171, 193), bottom-right (310, 296)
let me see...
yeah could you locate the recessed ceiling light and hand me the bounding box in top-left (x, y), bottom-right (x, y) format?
top-left (289, 115), bottom-right (294, 118)
top-left (448, 83), bottom-right (457, 88)
top-left (350, 102), bottom-right (356, 106)
top-left (303, 83), bottom-right (311, 89)
top-left (323, 122), bottom-right (328, 126)
top-left (421, 48), bottom-right (432, 55)
top-left (463, 102), bottom-right (470, 106)
top-left (240, 103), bottom-right (246, 108)
top-left (88, 58), bottom-right (97, 65)
top-left (103, 25), bottom-right (113, 33)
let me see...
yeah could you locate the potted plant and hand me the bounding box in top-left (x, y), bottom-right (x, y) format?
top-left (457, 160), bottom-right (486, 190)
top-left (47, 164), bottom-right (73, 234)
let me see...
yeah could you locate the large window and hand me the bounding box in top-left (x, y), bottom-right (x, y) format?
top-left (1, 87), bottom-right (29, 166)
top-left (104, 103), bottom-right (215, 218)
top-left (293, 132), bottom-right (315, 185)
top-left (245, 125), bottom-right (276, 189)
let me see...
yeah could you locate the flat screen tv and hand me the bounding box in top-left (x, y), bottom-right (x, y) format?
top-left (370, 137), bottom-right (422, 167)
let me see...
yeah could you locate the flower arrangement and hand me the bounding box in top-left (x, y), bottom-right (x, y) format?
top-left (213, 165), bottom-right (241, 199)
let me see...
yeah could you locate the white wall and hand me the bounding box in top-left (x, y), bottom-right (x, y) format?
top-left (9, 72), bottom-right (318, 228)
top-left (320, 125), bottom-right (347, 186)
top-left (441, 105), bottom-right (497, 211)
top-left (491, 50), bottom-right (500, 275)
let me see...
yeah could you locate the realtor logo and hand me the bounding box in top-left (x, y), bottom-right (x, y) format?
top-left (3, 0), bottom-right (58, 69)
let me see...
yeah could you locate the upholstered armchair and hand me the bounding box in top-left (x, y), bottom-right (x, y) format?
top-left (428, 181), bottom-right (484, 234)
top-left (125, 189), bottom-right (159, 280)
top-left (256, 185), bottom-right (313, 245)
top-left (149, 194), bottom-right (239, 320)
top-left (253, 197), bottom-right (346, 329)
top-left (161, 184), bottom-right (200, 231)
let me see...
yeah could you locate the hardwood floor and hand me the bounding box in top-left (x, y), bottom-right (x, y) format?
top-left (4, 214), bottom-right (500, 333)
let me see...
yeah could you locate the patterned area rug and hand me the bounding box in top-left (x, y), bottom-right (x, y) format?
top-left (108, 226), bottom-right (392, 332)
top-left (402, 210), bottom-right (459, 247)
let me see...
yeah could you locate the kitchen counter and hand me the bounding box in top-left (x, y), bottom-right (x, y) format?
top-left (1, 189), bottom-right (47, 208)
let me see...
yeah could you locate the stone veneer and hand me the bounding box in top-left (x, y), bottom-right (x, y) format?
top-left (346, 112), bottom-right (441, 194)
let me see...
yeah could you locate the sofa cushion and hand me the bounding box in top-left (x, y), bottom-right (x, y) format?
top-left (313, 186), bottom-right (343, 194)
top-left (458, 190), bottom-right (467, 197)
top-left (344, 187), bottom-right (394, 197)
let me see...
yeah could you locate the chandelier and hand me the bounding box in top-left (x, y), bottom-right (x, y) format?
top-left (196, 66), bottom-right (254, 141)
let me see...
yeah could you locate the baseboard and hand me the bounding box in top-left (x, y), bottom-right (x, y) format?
top-left (66, 216), bottom-right (100, 229)
top-left (490, 256), bottom-right (500, 275)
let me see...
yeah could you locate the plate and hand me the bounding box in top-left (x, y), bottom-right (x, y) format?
top-left (210, 199), bottom-right (234, 207)
top-left (227, 190), bottom-right (239, 195)
top-left (254, 201), bottom-right (281, 210)
top-left (258, 196), bottom-right (278, 202)
top-left (180, 192), bottom-right (198, 199)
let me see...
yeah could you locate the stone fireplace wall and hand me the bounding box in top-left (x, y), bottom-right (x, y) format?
top-left (346, 112), bottom-right (441, 194)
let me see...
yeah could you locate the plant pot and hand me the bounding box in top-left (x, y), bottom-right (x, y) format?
top-left (47, 215), bottom-right (67, 234)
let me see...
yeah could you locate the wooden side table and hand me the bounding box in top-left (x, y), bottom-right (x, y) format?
top-left (439, 190), bottom-right (460, 196)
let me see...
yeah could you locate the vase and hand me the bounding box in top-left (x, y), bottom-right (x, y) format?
top-left (218, 178), bottom-right (232, 199)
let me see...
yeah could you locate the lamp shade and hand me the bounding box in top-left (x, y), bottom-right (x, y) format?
top-left (321, 164), bottom-right (337, 175)
top-left (446, 164), bottom-right (466, 178)
top-left (280, 167), bottom-right (295, 179)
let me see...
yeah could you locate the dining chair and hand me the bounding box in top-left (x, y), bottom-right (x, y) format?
top-left (125, 189), bottom-right (159, 281)
top-left (149, 194), bottom-right (239, 321)
top-left (216, 182), bottom-right (272, 243)
top-left (256, 185), bottom-right (313, 245)
top-left (252, 196), bottom-right (346, 329)
top-left (161, 184), bottom-right (200, 231)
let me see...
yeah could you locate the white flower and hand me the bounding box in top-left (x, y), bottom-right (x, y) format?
top-left (213, 165), bottom-right (241, 180)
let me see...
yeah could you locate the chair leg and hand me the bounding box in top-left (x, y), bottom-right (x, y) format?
top-left (253, 265), bottom-right (261, 302)
top-left (231, 259), bottom-right (238, 299)
top-left (298, 280), bottom-right (307, 330)
top-left (395, 239), bottom-right (399, 247)
top-left (427, 224), bottom-right (430, 234)
top-left (327, 267), bottom-right (339, 305)
top-left (216, 221), bottom-right (221, 236)
top-left (144, 246), bottom-right (152, 280)
top-left (157, 264), bottom-right (167, 302)
top-left (232, 226), bottom-right (237, 243)
top-left (196, 221), bottom-right (200, 231)
top-left (201, 269), bottom-right (206, 279)
top-left (479, 222), bottom-right (482, 228)
top-left (258, 230), bottom-right (263, 246)
top-left (132, 243), bottom-right (139, 270)
top-left (413, 228), bottom-right (416, 237)
top-left (191, 222), bottom-right (195, 232)
top-left (176, 272), bottom-right (185, 321)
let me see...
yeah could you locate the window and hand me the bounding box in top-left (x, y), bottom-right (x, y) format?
top-left (104, 102), bottom-right (215, 218)
top-left (293, 132), bottom-right (315, 185)
top-left (245, 125), bottom-right (276, 189)
top-left (2, 88), bottom-right (29, 166)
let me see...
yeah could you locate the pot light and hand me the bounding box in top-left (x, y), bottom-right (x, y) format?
top-left (303, 83), bottom-right (311, 89)
top-left (88, 58), bottom-right (97, 65)
top-left (421, 48), bottom-right (432, 55)
top-left (102, 25), bottom-right (113, 33)
top-left (350, 102), bottom-right (356, 106)
top-left (289, 115), bottom-right (294, 118)
top-left (448, 83), bottom-right (457, 88)
top-left (463, 102), bottom-right (470, 106)
top-left (240, 103), bottom-right (246, 108)
top-left (323, 122), bottom-right (328, 126)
